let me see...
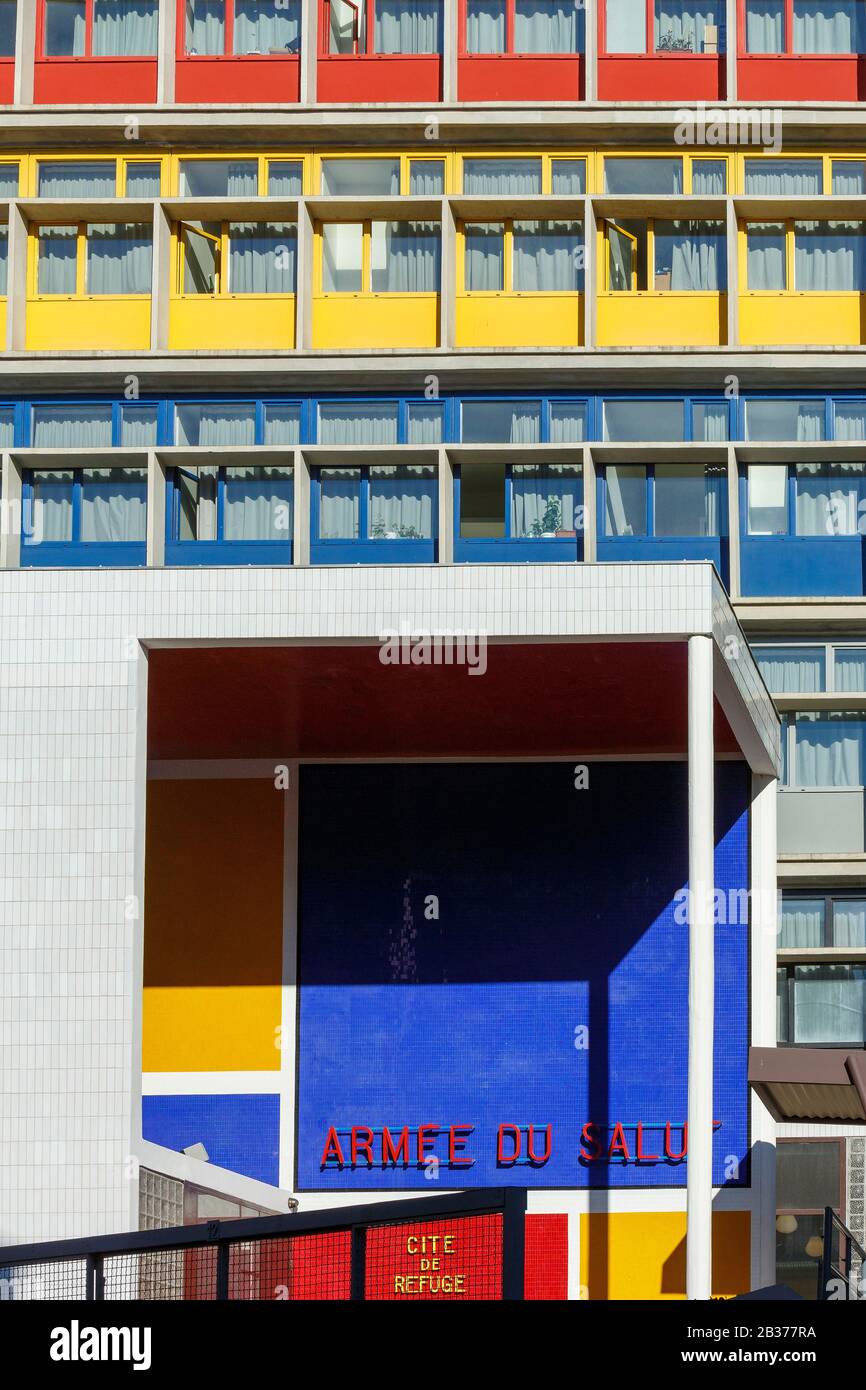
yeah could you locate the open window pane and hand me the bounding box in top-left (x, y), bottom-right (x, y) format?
top-left (746, 223), bottom-right (787, 290)
top-left (268, 161), bottom-right (303, 196)
top-left (38, 161), bottom-right (116, 198)
top-left (224, 466), bottom-right (294, 540)
top-left (605, 465), bottom-right (647, 536)
top-left (463, 158), bottom-right (542, 195)
top-left (185, 0), bottom-right (225, 54)
top-left (460, 464), bottom-right (505, 538)
top-left (834, 647), bottom-right (866, 691)
top-left (466, 0), bottom-right (506, 51)
top-left (603, 399), bottom-right (684, 441)
top-left (794, 711), bottom-right (866, 787)
top-left (752, 645), bottom-right (826, 692)
top-left (33, 405), bottom-right (113, 448)
top-left (175, 403), bottom-right (256, 446)
top-left (263, 404), bottom-right (301, 444)
top-left (795, 460), bottom-right (866, 535)
top-left (37, 226), bottom-right (78, 295)
top-left (654, 0), bottom-right (724, 52)
top-left (464, 224), bottom-right (504, 291)
top-left (179, 160), bottom-right (257, 197)
top-left (93, 0), bottom-right (160, 56)
top-left (792, 964), bottom-right (866, 1043)
top-left (45, 0), bottom-right (86, 55)
top-left (794, 0), bottom-right (866, 52)
top-left (234, 0), bottom-right (301, 54)
top-left (119, 404), bottom-right (158, 446)
top-left (744, 159), bottom-right (822, 194)
top-left (513, 221), bottom-right (583, 291)
top-left (606, 0), bottom-right (646, 49)
top-left (406, 402), bottom-right (444, 443)
top-left (604, 157), bottom-right (683, 194)
top-left (318, 402), bottom-right (399, 445)
top-left (747, 464), bottom-right (788, 533)
top-left (182, 222), bottom-right (220, 294)
top-left (745, 399), bottom-right (825, 440)
top-left (795, 221), bottom-right (866, 291)
top-left (779, 896), bottom-right (826, 947)
top-left (369, 465), bottom-right (435, 538)
top-left (514, 0), bottom-right (584, 52)
top-left (511, 463), bottom-right (582, 538)
top-left (745, 0), bottom-right (784, 50)
top-left (329, 0), bottom-right (365, 51)
top-left (320, 159), bottom-right (399, 196)
top-left (86, 224), bottom-right (152, 295)
top-left (371, 222), bottom-right (441, 293)
top-left (31, 470), bottom-right (74, 542)
top-left (229, 223), bottom-right (296, 293)
top-left (80, 468), bottom-right (147, 543)
top-left (461, 399), bottom-right (541, 442)
top-left (654, 221), bottom-right (725, 291)
top-left (322, 223), bottom-right (363, 293)
top-left (319, 468), bottom-right (360, 539)
top-left (655, 464), bottom-right (723, 537)
top-left (0, 2), bottom-right (16, 56)
top-left (374, 0), bottom-right (441, 53)
top-left (549, 401), bottom-right (587, 442)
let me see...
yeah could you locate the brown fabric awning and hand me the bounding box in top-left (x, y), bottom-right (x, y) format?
top-left (749, 1047), bottom-right (866, 1124)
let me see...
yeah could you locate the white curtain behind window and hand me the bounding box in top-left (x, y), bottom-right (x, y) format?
top-left (406, 404), bottom-right (443, 443)
top-left (514, 0), bottom-right (583, 52)
top-left (654, 0), bottom-right (722, 52)
top-left (369, 468), bottom-right (434, 538)
top-left (832, 162), bottom-right (866, 193)
top-left (463, 159), bottom-right (542, 195)
top-left (319, 470), bottom-right (360, 538)
top-left (465, 225), bottom-right (504, 291)
top-left (754, 647), bottom-right (825, 692)
top-left (834, 900), bottom-right (866, 945)
top-left (794, 714), bottom-right (866, 785)
top-left (120, 405), bottom-right (158, 445)
top-left (224, 466), bottom-right (293, 540)
top-left (744, 161), bottom-right (823, 195)
top-left (795, 461), bottom-right (866, 534)
top-left (38, 162), bottom-right (115, 197)
top-left (793, 967), bottom-right (866, 1043)
top-left (31, 471), bottom-right (73, 542)
top-left (234, 0), bottom-right (301, 53)
top-left (835, 649), bottom-right (866, 690)
top-left (229, 223), bottom-right (296, 293)
top-left (371, 222), bottom-right (440, 292)
top-left (80, 469), bottom-right (147, 542)
top-left (32, 406), bottom-right (113, 448)
top-left (511, 466), bottom-right (582, 537)
top-left (466, 0), bottom-right (505, 51)
top-left (747, 224), bottom-right (786, 290)
top-left (375, 0), bottom-right (440, 52)
top-left (93, 0), bottom-right (160, 55)
top-left (656, 222), bottom-right (724, 290)
top-left (318, 404), bottom-right (399, 445)
top-left (779, 898), bottom-right (825, 947)
top-left (746, 0), bottom-right (784, 49)
top-left (513, 222), bottom-right (583, 291)
top-left (794, 0), bottom-right (866, 52)
top-left (835, 405), bottom-right (866, 439)
top-left (176, 403), bottom-right (256, 446)
top-left (795, 222), bottom-right (866, 290)
top-left (86, 224), bottom-right (153, 295)
top-left (549, 404), bottom-right (586, 442)
top-left (186, 0), bottom-right (225, 53)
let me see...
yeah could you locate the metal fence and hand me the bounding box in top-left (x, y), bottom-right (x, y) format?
top-left (819, 1206), bottom-right (865, 1302)
top-left (0, 1188), bottom-right (526, 1302)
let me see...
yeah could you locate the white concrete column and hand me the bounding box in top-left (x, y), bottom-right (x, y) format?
top-left (725, 0), bottom-right (737, 102)
top-left (437, 446), bottom-right (454, 564)
top-left (440, 197), bottom-right (457, 350)
top-left (749, 772), bottom-right (778, 1291)
top-left (726, 199), bottom-right (738, 347)
top-left (0, 451), bottom-right (22, 568)
top-left (687, 632), bottom-right (715, 1301)
top-left (151, 203), bottom-right (172, 351)
top-left (146, 452), bottom-right (166, 567)
top-left (300, 0), bottom-right (319, 104)
top-left (294, 448), bottom-right (310, 565)
top-left (584, 0), bottom-right (597, 101)
top-left (6, 202), bottom-right (28, 352)
top-left (583, 196), bottom-right (597, 350)
top-left (157, 0), bottom-right (177, 104)
top-left (13, 0), bottom-right (35, 105)
top-left (726, 444), bottom-right (740, 598)
top-left (442, 0), bottom-right (458, 102)
top-left (582, 445), bottom-right (596, 562)
top-left (295, 202), bottom-right (315, 350)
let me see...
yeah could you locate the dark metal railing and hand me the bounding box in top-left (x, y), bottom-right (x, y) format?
top-left (818, 1206), bottom-right (865, 1302)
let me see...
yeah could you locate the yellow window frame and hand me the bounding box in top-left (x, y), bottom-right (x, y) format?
top-left (457, 218), bottom-right (584, 295)
top-left (23, 153), bottom-right (169, 200)
top-left (595, 151), bottom-right (730, 196)
top-left (601, 216), bottom-right (726, 294)
top-left (315, 218), bottom-right (441, 297)
top-left (733, 150), bottom-right (839, 197)
top-left (459, 150), bottom-right (589, 195)
top-left (313, 152), bottom-right (454, 197)
top-left (29, 220), bottom-right (152, 299)
top-left (738, 219), bottom-right (795, 294)
top-left (174, 219), bottom-right (298, 298)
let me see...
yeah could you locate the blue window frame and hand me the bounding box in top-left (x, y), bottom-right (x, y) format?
top-left (166, 463), bottom-right (294, 566)
top-left (21, 465), bottom-right (148, 568)
top-left (597, 461), bottom-right (728, 576)
top-left (454, 461), bottom-right (583, 563)
top-left (740, 461), bottom-right (866, 597)
top-left (310, 463), bottom-right (437, 565)
top-left (314, 399), bottom-right (445, 445)
top-left (29, 400), bottom-right (163, 447)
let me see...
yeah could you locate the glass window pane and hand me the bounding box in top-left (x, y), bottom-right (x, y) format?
top-left (747, 222), bottom-right (787, 290)
top-left (406, 402), bottom-right (444, 443)
top-left (179, 159), bottom-right (257, 197)
top-left (752, 645), bottom-right (826, 693)
top-left (268, 161), bottom-right (303, 196)
top-left (603, 399), bottom-right (684, 441)
top-left (511, 463), bottom-right (582, 537)
top-left (322, 222), bottom-right (363, 293)
top-left (795, 220), bottom-right (866, 292)
top-left (86, 224), bottom-right (153, 295)
top-left (776, 966), bottom-right (789, 1042)
top-left (329, 0), bottom-right (365, 49)
top-left (654, 0), bottom-right (724, 53)
top-left (745, 399), bottom-right (825, 440)
top-left (119, 404), bottom-right (158, 446)
top-left (80, 467), bottom-right (147, 543)
top-left (779, 897), bottom-right (826, 948)
top-left (93, 0), bottom-right (160, 56)
top-left (32, 405), bottom-right (113, 448)
top-left (0, 164), bottom-right (17, 196)
top-left (318, 402), bottom-right (399, 445)
top-left (182, 221), bottom-right (220, 295)
top-left (319, 468), bottom-right (360, 539)
top-left (466, 0), bottom-right (506, 52)
top-left (224, 466), bottom-right (293, 541)
top-left (794, 710), bottom-right (866, 787)
top-left (175, 403), bottom-right (256, 446)
top-left (513, 220), bottom-right (583, 291)
top-left (747, 464), bottom-right (788, 534)
top-left (45, 0), bottom-right (85, 55)
top-left (746, 0), bottom-right (784, 51)
top-left (606, 0), bottom-right (646, 50)
top-left (777, 1141), bottom-right (842, 1211)
top-left (692, 401), bottom-right (729, 440)
top-left (125, 163), bottom-right (161, 197)
top-left (550, 159), bottom-right (586, 194)
top-left (320, 158), bottom-right (400, 196)
top-left (604, 157), bottom-right (683, 194)
top-left (549, 401), bottom-right (587, 442)
top-left (185, 0), bottom-right (226, 54)
top-left (654, 464), bottom-right (723, 537)
top-left (464, 223), bottom-right (504, 291)
top-left (234, 0), bottom-right (301, 54)
top-left (374, 0), bottom-right (441, 53)
top-left (175, 469), bottom-right (198, 540)
top-left (409, 160), bottom-right (445, 195)
top-left (229, 222), bottom-right (296, 293)
top-left (794, 0), bottom-right (866, 53)
top-left (369, 465), bottom-right (435, 538)
top-left (38, 161), bottom-right (116, 198)
top-left (793, 963), bottom-right (866, 1044)
top-left (833, 899), bottom-right (866, 947)
top-left (604, 465), bottom-right (647, 536)
top-left (0, 1), bottom-right (15, 57)
top-left (263, 404), bottom-right (301, 445)
top-left (653, 220), bottom-right (725, 291)
top-left (832, 159), bottom-right (866, 194)
top-left (834, 401), bottom-right (866, 440)
top-left (463, 158), bottom-right (542, 195)
top-left (461, 399), bottom-right (541, 443)
top-left (834, 647), bottom-right (866, 691)
top-left (0, 407), bottom-right (14, 448)
top-left (795, 460), bottom-right (866, 536)
top-left (692, 159), bottom-right (727, 194)
top-left (744, 159), bottom-right (823, 194)
top-left (460, 464), bottom-right (505, 538)
top-left (514, 0), bottom-right (584, 52)
top-left (371, 221), bottom-right (440, 293)
top-left (31, 470), bottom-right (74, 542)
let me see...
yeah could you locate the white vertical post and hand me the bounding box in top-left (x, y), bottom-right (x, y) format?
top-left (750, 772), bottom-right (778, 1291)
top-left (146, 452), bottom-right (166, 567)
top-left (687, 633), bottom-right (715, 1301)
top-left (294, 448), bottom-right (310, 565)
top-left (442, 0), bottom-right (458, 101)
top-left (157, 0), bottom-right (176, 104)
top-left (13, 0), bottom-right (35, 105)
top-left (300, 0), bottom-right (319, 104)
top-left (584, 0), bottom-right (597, 101)
top-left (726, 0), bottom-right (737, 102)
top-left (437, 446), bottom-right (454, 564)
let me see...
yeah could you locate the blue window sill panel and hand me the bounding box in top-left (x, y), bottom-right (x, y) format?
top-left (21, 542), bottom-right (147, 568)
top-left (596, 537), bottom-right (727, 580)
top-left (165, 541), bottom-right (294, 567)
top-left (741, 537), bottom-right (866, 598)
top-left (311, 539), bottom-right (436, 565)
top-left (454, 537), bottom-right (583, 564)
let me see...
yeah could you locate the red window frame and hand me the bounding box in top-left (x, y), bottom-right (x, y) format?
top-left (181, 0), bottom-right (301, 58)
top-left (737, 0), bottom-right (866, 55)
top-left (600, 0), bottom-right (725, 56)
top-left (320, 0), bottom-right (444, 55)
top-left (458, 0), bottom-right (584, 55)
top-left (38, 0), bottom-right (159, 59)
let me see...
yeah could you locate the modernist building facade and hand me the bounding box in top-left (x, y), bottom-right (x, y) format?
top-left (0, 0), bottom-right (864, 1301)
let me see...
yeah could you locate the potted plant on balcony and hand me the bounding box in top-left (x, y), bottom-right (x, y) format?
top-left (529, 497), bottom-right (563, 539)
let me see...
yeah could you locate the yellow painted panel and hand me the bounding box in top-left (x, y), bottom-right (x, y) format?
top-left (169, 296), bottom-right (296, 351)
top-left (312, 294), bottom-right (439, 349)
top-left (143, 986), bottom-right (281, 1073)
top-left (740, 294), bottom-right (864, 347)
top-left (455, 294), bottom-right (583, 348)
top-left (597, 294), bottom-right (726, 348)
top-left (580, 1211), bottom-right (751, 1301)
top-left (0, 300), bottom-right (7, 346)
top-left (26, 298), bottom-right (151, 351)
